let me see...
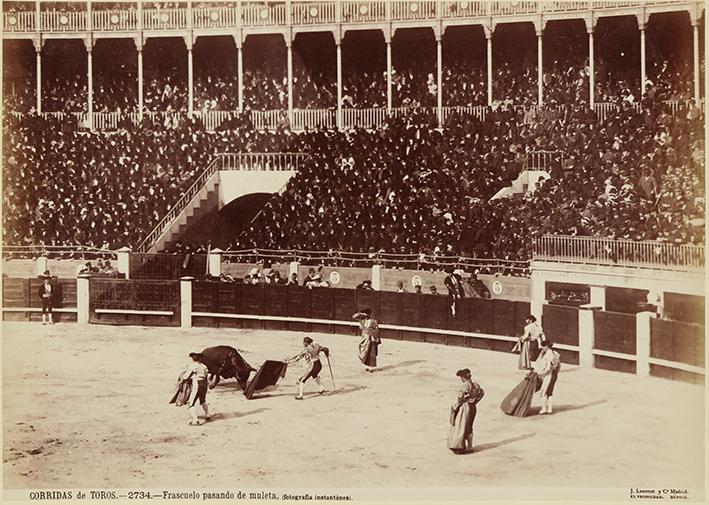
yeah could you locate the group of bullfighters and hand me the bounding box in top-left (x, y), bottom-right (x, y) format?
top-left (171, 308), bottom-right (561, 455)
top-left (171, 309), bottom-right (380, 426)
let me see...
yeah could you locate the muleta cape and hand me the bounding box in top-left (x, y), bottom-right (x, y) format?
top-left (243, 360), bottom-right (288, 399)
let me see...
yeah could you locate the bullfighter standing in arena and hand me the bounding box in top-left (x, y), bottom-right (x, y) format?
top-left (516, 315), bottom-right (545, 370)
top-left (176, 352), bottom-right (211, 425)
top-left (38, 272), bottom-right (54, 325)
top-left (533, 340), bottom-right (561, 414)
top-left (284, 337), bottom-right (330, 400)
top-left (353, 308), bottom-right (380, 372)
top-left (447, 368), bottom-right (485, 454)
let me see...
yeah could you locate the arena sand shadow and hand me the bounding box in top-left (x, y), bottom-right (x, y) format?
top-left (249, 384), bottom-right (369, 400)
top-left (470, 432), bottom-right (537, 453)
top-left (204, 408), bottom-right (271, 421)
top-left (372, 360), bottom-right (426, 372)
top-left (546, 399), bottom-right (607, 414)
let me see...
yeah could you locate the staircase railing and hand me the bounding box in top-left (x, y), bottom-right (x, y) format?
top-left (218, 152), bottom-right (310, 171)
top-left (136, 152), bottom-right (308, 253)
top-left (523, 150), bottom-right (562, 171)
top-left (136, 157), bottom-right (222, 253)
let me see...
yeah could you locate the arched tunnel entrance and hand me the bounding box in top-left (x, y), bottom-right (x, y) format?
top-left (180, 192), bottom-right (273, 249)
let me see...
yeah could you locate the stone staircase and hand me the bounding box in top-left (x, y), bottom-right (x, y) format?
top-left (137, 153), bottom-right (308, 253)
top-left (158, 173), bottom-right (220, 253)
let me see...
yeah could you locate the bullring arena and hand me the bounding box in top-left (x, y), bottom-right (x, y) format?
top-left (2, 0), bottom-right (708, 502)
top-left (2, 320), bottom-right (705, 495)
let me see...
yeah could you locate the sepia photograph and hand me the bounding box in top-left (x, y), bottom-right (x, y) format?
top-left (1, 0), bottom-right (706, 503)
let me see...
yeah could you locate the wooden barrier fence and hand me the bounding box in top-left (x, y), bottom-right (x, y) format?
top-left (190, 281), bottom-right (531, 348)
top-left (1, 277), bottom-right (77, 322)
top-left (1, 277), bottom-right (703, 384)
top-left (89, 278), bottom-right (180, 327)
top-left (593, 310), bottom-right (637, 374)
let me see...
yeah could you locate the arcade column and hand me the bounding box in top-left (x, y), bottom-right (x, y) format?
top-left (485, 25), bottom-right (493, 106)
top-left (33, 38), bottom-right (42, 114)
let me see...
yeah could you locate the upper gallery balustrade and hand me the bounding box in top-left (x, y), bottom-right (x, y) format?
top-left (2, 1), bottom-right (699, 34)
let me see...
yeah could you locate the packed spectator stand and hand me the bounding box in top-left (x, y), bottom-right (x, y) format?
top-left (2, 2), bottom-right (705, 272)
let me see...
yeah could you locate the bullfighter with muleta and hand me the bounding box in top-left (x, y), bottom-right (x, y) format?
top-left (284, 337), bottom-right (330, 400)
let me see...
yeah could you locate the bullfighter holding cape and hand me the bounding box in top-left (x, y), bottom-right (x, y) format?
top-left (170, 352), bottom-right (211, 425)
top-left (500, 340), bottom-right (561, 417)
top-left (534, 340), bottom-right (561, 414)
top-left (447, 368), bottom-right (485, 454)
top-left (284, 337), bottom-right (330, 400)
top-left (500, 369), bottom-right (541, 417)
top-left (353, 308), bottom-right (380, 372)
top-left (515, 315), bottom-right (545, 370)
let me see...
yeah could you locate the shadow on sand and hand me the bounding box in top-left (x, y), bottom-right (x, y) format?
top-left (522, 398), bottom-right (608, 416)
top-left (374, 360), bottom-right (426, 372)
top-left (247, 391), bottom-right (295, 400)
top-left (545, 399), bottom-right (607, 414)
top-left (321, 384), bottom-right (368, 397)
top-left (210, 380), bottom-right (246, 391)
top-left (473, 432), bottom-right (537, 453)
top-left (247, 384), bottom-right (369, 400)
top-left (205, 408), bottom-right (270, 422)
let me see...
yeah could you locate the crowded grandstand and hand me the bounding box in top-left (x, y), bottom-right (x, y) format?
top-left (2, 1), bottom-right (705, 262)
top-left (2, 1), bottom-right (706, 496)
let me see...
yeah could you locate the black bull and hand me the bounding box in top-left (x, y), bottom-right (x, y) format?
top-left (200, 346), bottom-right (257, 390)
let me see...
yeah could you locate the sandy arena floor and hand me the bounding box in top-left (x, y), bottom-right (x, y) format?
top-left (2, 321), bottom-right (705, 492)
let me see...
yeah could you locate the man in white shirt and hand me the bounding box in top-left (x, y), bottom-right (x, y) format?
top-left (533, 341), bottom-right (561, 415)
top-left (179, 353), bottom-right (211, 425)
top-left (284, 337), bottom-right (330, 400)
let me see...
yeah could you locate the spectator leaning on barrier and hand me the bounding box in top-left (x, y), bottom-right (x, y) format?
top-left (444, 267), bottom-right (465, 318)
top-left (77, 262), bottom-right (92, 276)
top-left (356, 280), bottom-right (374, 290)
top-left (464, 273), bottom-right (491, 299)
top-left (303, 268), bottom-right (318, 286)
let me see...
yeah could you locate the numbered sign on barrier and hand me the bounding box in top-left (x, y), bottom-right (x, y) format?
top-left (491, 280), bottom-right (504, 295)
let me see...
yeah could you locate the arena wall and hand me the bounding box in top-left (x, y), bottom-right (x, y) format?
top-left (296, 265), bottom-right (373, 289)
top-left (4, 257), bottom-right (531, 299)
top-left (1, 276), bottom-right (703, 384)
top-left (2, 277), bottom-right (77, 323)
top-left (593, 310), bottom-right (638, 374)
top-left (2, 259), bottom-right (111, 278)
top-left (1, 259), bottom-right (39, 278)
top-left (187, 281), bottom-right (530, 347)
top-left (650, 318), bottom-right (705, 383)
top-left (541, 304), bottom-right (580, 365)
top-left (220, 262), bottom-right (532, 299)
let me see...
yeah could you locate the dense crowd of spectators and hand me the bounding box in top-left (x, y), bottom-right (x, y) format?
top-left (2, 24), bottom-right (704, 262)
top-left (4, 48), bottom-right (701, 114)
top-left (3, 97), bottom-right (704, 259)
top-left (228, 98), bottom-right (703, 260)
top-left (2, 112), bottom-right (303, 248)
